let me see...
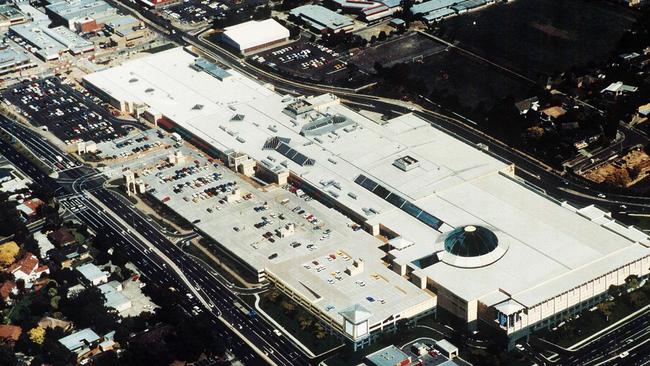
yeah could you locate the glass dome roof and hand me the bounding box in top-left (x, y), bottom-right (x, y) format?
top-left (443, 225), bottom-right (499, 257)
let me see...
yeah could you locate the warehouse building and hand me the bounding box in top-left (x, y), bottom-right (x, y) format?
top-left (10, 22), bottom-right (94, 60)
top-left (289, 5), bottom-right (354, 34)
top-left (83, 47), bottom-right (650, 349)
top-left (220, 19), bottom-right (290, 55)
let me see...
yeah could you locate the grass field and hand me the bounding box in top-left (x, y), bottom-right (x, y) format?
top-left (438, 0), bottom-right (640, 79)
top-left (413, 48), bottom-right (534, 110)
top-left (351, 32), bottom-right (446, 72)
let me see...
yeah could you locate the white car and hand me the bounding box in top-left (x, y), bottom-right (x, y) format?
top-left (619, 351), bottom-right (629, 358)
top-left (515, 344), bottom-right (525, 351)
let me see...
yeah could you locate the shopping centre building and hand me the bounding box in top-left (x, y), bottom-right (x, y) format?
top-left (83, 47), bottom-right (650, 348)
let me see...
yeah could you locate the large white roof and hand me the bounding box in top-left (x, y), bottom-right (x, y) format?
top-left (222, 19), bottom-right (289, 51)
top-left (84, 47), bottom-right (650, 314)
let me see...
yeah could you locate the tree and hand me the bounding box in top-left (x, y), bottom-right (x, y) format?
top-left (59, 287), bottom-right (118, 334)
top-left (281, 300), bottom-right (296, 315)
top-left (42, 328), bottom-right (75, 366)
top-left (313, 322), bottom-right (327, 339)
top-left (0, 271), bottom-right (14, 282)
top-left (264, 290), bottom-right (281, 303)
top-left (400, 0), bottom-right (414, 20)
top-left (597, 301), bottom-right (615, 321)
top-left (21, 235), bottom-right (41, 260)
top-left (625, 274), bottom-right (640, 290)
top-left (0, 201), bottom-right (27, 238)
top-left (0, 241), bottom-right (20, 266)
top-left (28, 326), bottom-right (46, 345)
top-left (297, 313), bottom-right (313, 330)
top-left (608, 284), bottom-right (624, 298)
top-left (0, 345), bottom-right (17, 366)
top-left (28, 182), bottom-right (55, 203)
top-left (629, 291), bottom-right (647, 307)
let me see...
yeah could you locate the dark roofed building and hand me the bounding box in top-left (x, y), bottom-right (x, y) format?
top-left (0, 325), bottom-right (22, 347)
top-left (48, 244), bottom-right (91, 268)
top-left (48, 228), bottom-right (77, 247)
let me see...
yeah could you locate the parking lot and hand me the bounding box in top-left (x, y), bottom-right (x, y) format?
top-left (162, 0), bottom-right (225, 26)
top-left (96, 128), bottom-right (175, 163)
top-left (2, 77), bottom-right (135, 146)
top-left (251, 41), bottom-right (348, 83)
top-left (113, 140), bottom-right (364, 270)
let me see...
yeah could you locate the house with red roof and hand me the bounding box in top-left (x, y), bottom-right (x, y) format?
top-left (0, 281), bottom-right (16, 304)
top-left (8, 252), bottom-right (49, 287)
top-left (0, 325), bottom-right (22, 347)
top-left (16, 197), bottom-right (44, 219)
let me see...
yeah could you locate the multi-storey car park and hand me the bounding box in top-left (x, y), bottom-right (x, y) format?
top-left (82, 47), bottom-right (650, 349)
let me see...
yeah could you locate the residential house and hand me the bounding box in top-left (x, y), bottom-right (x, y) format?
top-left (0, 165), bottom-right (31, 192)
top-left (0, 281), bottom-right (16, 304)
top-left (540, 106), bottom-right (567, 122)
top-left (99, 281), bottom-right (132, 313)
top-left (48, 244), bottom-right (91, 269)
top-left (76, 263), bottom-right (108, 286)
top-left (8, 252), bottom-right (49, 287)
top-left (38, 316), bottom-right (72, 331)
top-left (514, 97), bottom-right (540, 115)
top-left (48, 228), bottom-right (77, 247)
top-left (59, 328), bottom-right (115, 362)
top-left (16, 197), bottom-right (44, 219)
top-left (601, 81), bottom-right (638, 97)
top-left (0, 325), bottom-right (22, 347)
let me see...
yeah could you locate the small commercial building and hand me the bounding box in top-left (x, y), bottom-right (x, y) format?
top-left (0, 46), bottom-right (32, 75)
top-left (99, 281), bottom-right (133, 313)
top-left (0, 5), bottom-right (27, 28)
top-left (289, 5), bottom-right (354, 34)
top-left (76, 263), bottom-right (108, 286)
top-left (221, 19), bottom-right (290, 55)
top-left (366, 345), bottom-right (411, 366)
top-left (45, 0), bottom-right (117, 33)
top-left (58, 328), bottom-right (103, 360)
top-left (104, 15), bottom-right (146, 44)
